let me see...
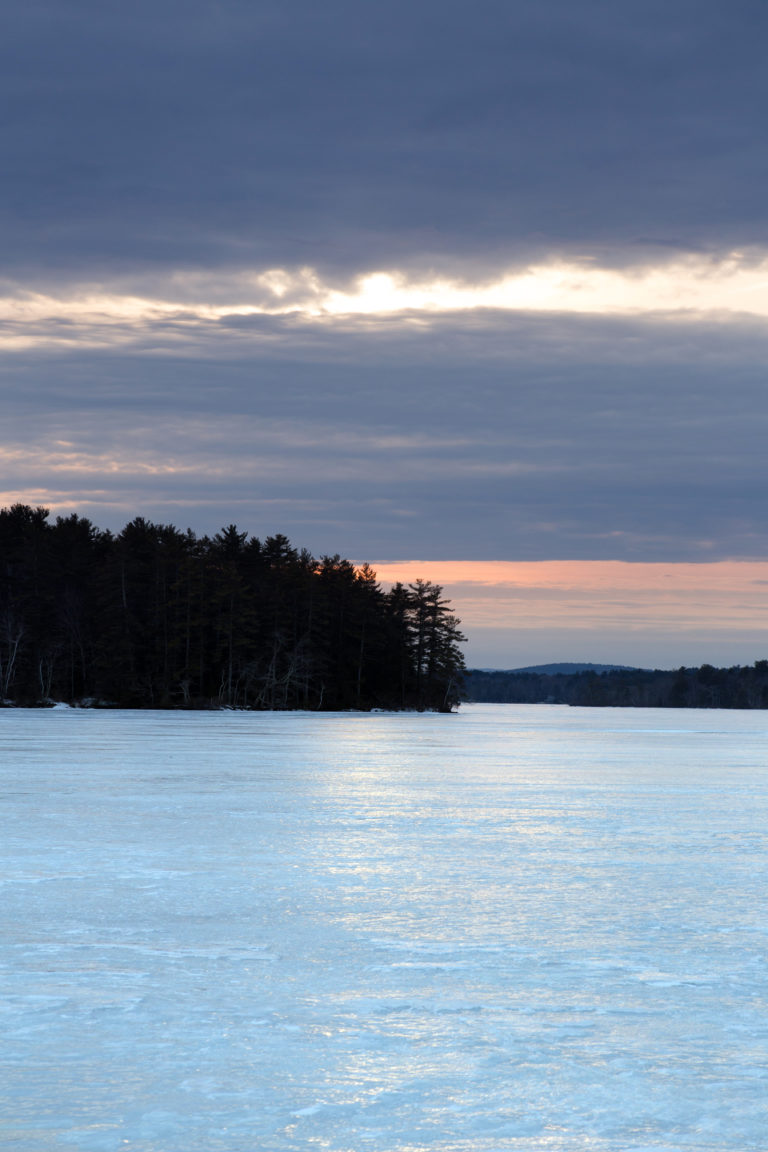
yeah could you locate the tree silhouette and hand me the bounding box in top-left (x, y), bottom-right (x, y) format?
top-left (0, 506), bottom-right (466, 711)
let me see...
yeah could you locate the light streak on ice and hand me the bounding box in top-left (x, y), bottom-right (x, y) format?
top-left (1, 705), bottom-right (767, 1150)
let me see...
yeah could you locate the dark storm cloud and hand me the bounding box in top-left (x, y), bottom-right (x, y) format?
top-left (3, 311), bottom-right (768, 560)
top-left (3, 0), bottom-right (768, 276)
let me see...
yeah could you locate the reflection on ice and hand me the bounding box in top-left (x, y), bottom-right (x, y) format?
top-left (1, 704), bottom-right (767, 1150)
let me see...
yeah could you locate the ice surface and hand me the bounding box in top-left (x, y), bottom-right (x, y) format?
top-left (1, 704), bottom-right (767, 1150)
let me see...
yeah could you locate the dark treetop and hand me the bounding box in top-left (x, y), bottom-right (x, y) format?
top-left (0, 505), bottom-right (465, 712)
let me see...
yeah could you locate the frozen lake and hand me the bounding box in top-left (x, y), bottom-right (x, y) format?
top-left (2, 704), bottom-right (767, 1151)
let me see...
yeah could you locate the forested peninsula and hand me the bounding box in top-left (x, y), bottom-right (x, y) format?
top-left (466, 664), bottom-right (768, 709)
top-left (0, 505), bottom-right (465, 711)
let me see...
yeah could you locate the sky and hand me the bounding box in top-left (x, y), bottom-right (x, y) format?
top-left (3, 0), bottom-right (768, 668)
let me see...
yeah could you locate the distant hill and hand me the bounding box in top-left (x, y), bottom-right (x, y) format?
top-left (503, 662), bottom-right (641, 675)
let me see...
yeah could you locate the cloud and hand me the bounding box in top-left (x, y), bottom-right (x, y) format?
top-left (4, 0), bottom-right (768, 601)
top-left (3, 1), bottom-right (768, 278)
top-left (7, 250), bottom-right (768, 353)
top-left (3, 303), bottom-right (768, 561)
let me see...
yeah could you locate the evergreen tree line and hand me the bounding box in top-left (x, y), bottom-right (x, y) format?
top-left (466, 663), bottom-right (768, 709)
top-left (0, 505), bottom-right (465, 711)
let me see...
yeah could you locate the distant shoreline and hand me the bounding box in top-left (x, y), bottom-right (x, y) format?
top-left (465, 662), bottom-right (768, 709)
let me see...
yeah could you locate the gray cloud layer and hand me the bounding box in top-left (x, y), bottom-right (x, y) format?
top-left (3, 1), bottom-right (768, 567)
top-left (4, 311), bottom-right (768, 560)
top-left (3, 0), bottom-right (768, 276)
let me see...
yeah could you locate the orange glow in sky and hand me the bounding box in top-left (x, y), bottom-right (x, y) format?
top-left (370, 560), bottom-right (768, 667)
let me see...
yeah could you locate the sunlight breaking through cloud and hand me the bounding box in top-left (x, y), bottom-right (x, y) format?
top-left (4, 250), bottom-right (768, 349)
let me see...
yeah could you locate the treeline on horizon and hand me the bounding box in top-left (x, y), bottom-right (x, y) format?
top-left (0, 504), bottom-right (465, 711)
top-left (466, 664), bottom-right (768, 709)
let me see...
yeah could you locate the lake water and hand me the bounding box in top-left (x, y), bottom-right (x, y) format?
top-left (1, 703), bottom-right (767, 1151)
